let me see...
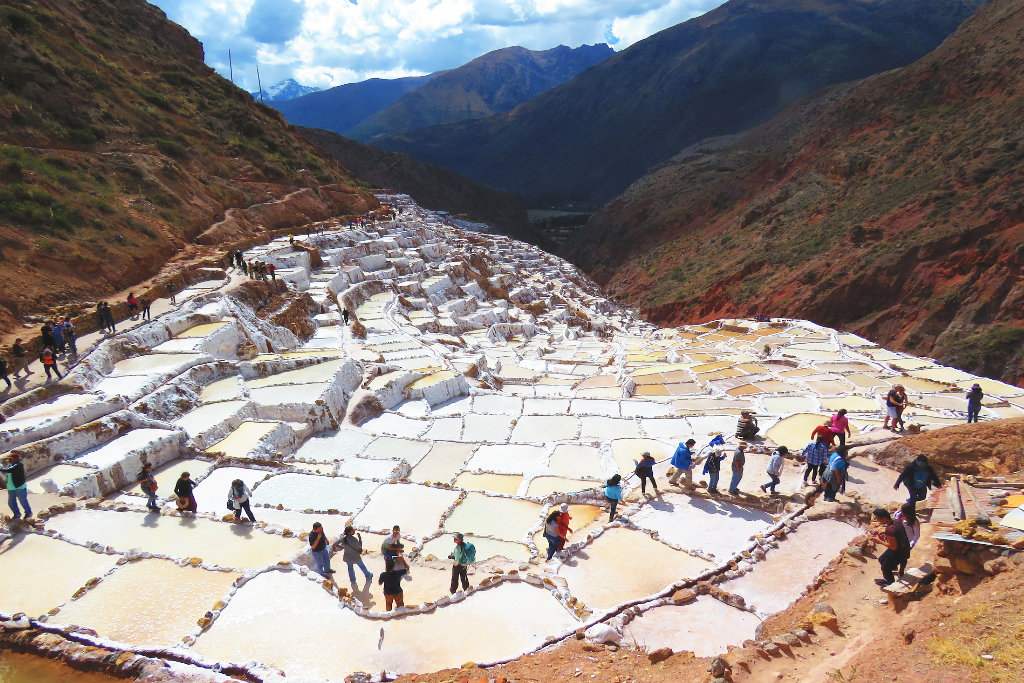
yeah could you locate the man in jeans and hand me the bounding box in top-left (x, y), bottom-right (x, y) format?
top-left (870, 508), bottom-right (909, 585)
top-left (1, 452), bottom-right (31, 519)
top-left (309, 522), bottom-right (335, 576)
top-left (449, 532), bottom-right (476, 593)
top-left (136, 462), bottom-right (160, 512)
top-left (729, 443), bottom-right (747, 495)
top-left (669, 439), bottom-right (697, 488)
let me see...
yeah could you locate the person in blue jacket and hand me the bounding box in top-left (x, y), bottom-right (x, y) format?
top-left (605, 474), bottom-right (623, 521)
top-left (669, 439), bottom-right (697, 489)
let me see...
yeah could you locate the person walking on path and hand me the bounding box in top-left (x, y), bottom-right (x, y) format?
top-left (268, 263), bottom-right (276, 281)
top-left (0, 357), bottom-right (10, 391)
top-left (966, 383), bottom-right (984, 423)
top-left (137, 462), bottom-right (160, 512)
top-left (605, 474), bottom-right (623, 521)
top-left (543, 510), bottom-right (561, 561)
top-left (894, 454), bottom-right (941, 504)
top-left (379, 555), bottom-right (409, 610)
top-left (52, 321), bottom-right (65, 354)
top-left (166, 283), bottom-right (177, 305)
top-left (127, 293), bottom-right (139, 318)
top-left (669, 439), bottom-right (696, 488)
top-left (39, 347), bottom-right (62, 382)
top-left (342, 308), bottom-right (350, 325)
top-left (822, 451), bottom-right (847, 502)
top-left (556, 503), bottom-right (572, 552)
top-left (62, 318), bottom-right (78, 355)
top-left (830, 409), bottom-right (851, 450)
top-left (309, 522), bottom-right (335, 576)
top-left (894, 502), bottom-right (921, 574)
top-left (729, 443), bottom-right (747, 495)
top-left (340, 526), bottom-right (372, 583)
top-left (633, 451), bottom-right (658, 496)
top-left (448, 532), bottom-right (476, 593)
top-left (830, 448), bottom-right (850, 494)
top-left (703, 448), bottom-right (726, 493)
top-left (173, 472), bottom-right (197, 513)
top-left (41, 322), bottom-right (55, 349)
top-left (1, 452), bottom-right (31, 519)
top-left (228, 479), bottom-right (256, 523)
top-left (140, 298), bottom-right (151, 321)
top-left (884, 385), bottom-right (908, 431)
top-left (12, 338), bottom-right (31, 378)
top-left (802, 435), bottom-right (830, 484)
top-left (810, 420), bottom-right (837, 447)
top-left (869, 508), bottom-right (910, 586)
top-left (761, 446), bottom-right (788, 494)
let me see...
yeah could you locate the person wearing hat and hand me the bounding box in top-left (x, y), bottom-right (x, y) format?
top-left (555, 503), bottom-right (573, 552)
top-left (894, 454), bottom-right (941, 504)
top-left (735, 411), bottom-right (759, 440)
top-left (669, 439), bottom-right (697, 488)
top-left (633, 451), bottom-right (658, 496)
top-left (173, 472), bottom-right (197, 513)
top-left (1, 451), bottom-right (30, 519)
top-left (966, 383), bottom-right (984, 423)
top-left (448, 532), bottom-right (476, 593)
top-left (703, 447), bottom-right (726, 493)
top-left (760, 446), bottom-right (788, 494)
top-left (729, 443), bottom-right (747, 495)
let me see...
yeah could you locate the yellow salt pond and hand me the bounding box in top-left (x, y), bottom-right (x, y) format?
top-left (176, 322), bottom-right (228, 338)
top-left (0, 652), bottom-right (122, 683)
top-left (525, 477), bottom-right (599, 497)
top-left (410, 442), bottom-right (477, 484)
top-left (455, 472), bottom-right (524, 495)
top-left (444, 493), bottom-right (542, 542)
top-left (205, 421), bottom-right (278, 457)
top-left (548, 444), bottom-right (606, 479)
top-left (766, 413), bottom-right (847, 450)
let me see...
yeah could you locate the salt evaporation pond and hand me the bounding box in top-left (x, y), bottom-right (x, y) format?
top-left (75, 428), bottom-right (177, 469)
top-left (626, 596), bottom-right (761, 656)
top-left (443, 492), bottom-right (542, 542)
top-left (629, 493), bottom-right (774, 559)
top-left (193, 572), bottom-right (577, 678)
top-left (294, 429), bottom-right (375, 461)
top-left (251, 473), bottom-right (379, 513)
top-left (353, 483), bottom-right (460, 537)
top-left (0, 393), bottom-right (98, 431)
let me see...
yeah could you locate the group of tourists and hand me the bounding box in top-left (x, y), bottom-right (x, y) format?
top-left (228, 251), bottom-right (277, 281)
top-left (542, 503), bottom-right (574, 560)
top-left (125, 293), bottom-right (152, 321)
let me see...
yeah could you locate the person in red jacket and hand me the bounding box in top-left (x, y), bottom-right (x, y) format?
top-left (810, 420), bottom-right (837, 447)
top-left (39, 347), bottom-right (62, 381)
top-left (556, 503), bottom-right (572, 552)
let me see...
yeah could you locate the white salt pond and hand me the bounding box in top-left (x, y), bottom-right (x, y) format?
top-left (75, 428), bottom-right (178, 469)
top-left (294, 429), bottom-right (375, 461)
top-left (353, 483), bottom-right (460, 537)
top-left (420, 533), bottom-right (530, 562)
top-left (44, 509), bottom-right (302, 568)
top-left (0, 393), bottom-right (98, 431)
top-left (626, 596), bottom-right (760, 656)
top-left (191, 466), bottom-right (271, 511)
top-left (108, 353), bottom-right (200, 377)
top-left (251, 473), bottom-right (379, 513)
top-left (444, 492), bottom-right (541, 542)
top-left (120, 458), bottom-right (214, 497)
top-left (173, 400), bottom-right (247, 437)
top-left (205, 421), bottom-right (278, 457)
top-left (193, 572), bottom-right (577, 677)
top-left (26, 463), bottom-right (94, 493)
top-left (629, 493), bottom-right (774, 559)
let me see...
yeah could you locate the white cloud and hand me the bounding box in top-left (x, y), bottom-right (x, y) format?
top-left (154, 0), bottom-right (723, 90)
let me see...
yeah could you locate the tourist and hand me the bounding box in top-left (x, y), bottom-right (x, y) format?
top-left (62, 318), bottom-right (78, 355)
top-left (39, 347), bottom-right (62, 381)
top-left (342, 308), bottom-right (350, 325)
top-left (140, 298), bottom-right (151, 321)
top-left (883, 384), bottom-right (907, 431)
top-left (127, 292), bottom-right (139, 318)
top-left (728, 443), bottom-right (746, 495)
top-left (12, 338), bottom-right (31, 377)
top-left (268, 263), bottom-right (276, 281)
top-left (703, 448), bottom-right (726, 493)
top-left (543, 510), bottom-right (561, 561)
top-left (605, 474), bottom-right (623, 521)
top-left (0, 356), bottom-right (10, 390)
top-left (869, 508), bottom-right (910, 586)
top-left (228, 479), bottom-right (256, 523)
top-left (831, 448), bottom-right (850, 494)
top-left (52, 321), bottom-right (65, 354)
top-left (669, 438), bottom-right (696, 488)
top-left (381, 525), bottom-right (404, 560)
top-left (556, 503), bottom-right (572, 552)
top-left (829, 409), bottom-right (851, 450)
top-left (340, 526), bottom-right (372, 583)
top-left (41, 321), bottom-right (55, 349)
top-left (802, 435), bottom-right (829, 484)
top-left (633, 451), bottom-right (658, 496)
top-left (448, 532), bottom-right (476, 593)
top-left (379, 555), bottom-right (409, 610)
top-left (137, 463), bottom-right (160, 512)
top-left (894, 502), bottom-right (921, 574)
top-left (966, 383), bottom-right (983, 423)
top-left (760, 446), bottom-right (788, 494)
top-left (810, 419), bottom-right (837, 448)
top-left (173, 472), bottom-right (197, 513)
top-left (309, 522), bottom-right (335, 576)
top-left (1, 452), bottom-right (31, 519)
top-left (735, 411), bottom-right (759, 439)
top-left (893, 454), bottom-right (940, 504)
top-left (822, 450), bottom-right (847, 502)
top-left (167, 283), bottom-right (177, 305)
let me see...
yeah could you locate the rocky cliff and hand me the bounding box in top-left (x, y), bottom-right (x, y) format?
top-left (564, 0), bottom-right (1024, 384)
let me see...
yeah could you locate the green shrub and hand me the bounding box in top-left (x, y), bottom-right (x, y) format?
top-left (153, 138), bottom-right (185, 159)
top-left (0, 5), bottom-right (39, 34)
top-left (140, 90), bottom-right (174, 111)
top-left (0, 184), bottom-right (82, 230)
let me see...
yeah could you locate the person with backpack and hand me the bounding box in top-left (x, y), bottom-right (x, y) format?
top-left (633, 451), bottom-right (658, 496)
top-left (51, 321), bottom-right (65, 354)
top-left (894, 454), bottom-right (941, 504)
top-left (228, 479), bottom-right (256, 523)
top-left (11, 338), bottom-right (31, 377)
top-left (869, 508), bottom-right (910, 585)
top-left (340, 526), bottom-right (372, 583)
top-left (605, 474), bottom-right (623, 521)
top-left (760, 446), bottom-right (788, 494)
top-left (448, 532), bottom-right (476, 593)
top-left (137, 462), bottom-right (160, 512)
top-left (669, 438), bottom-right (696, 488)
top-left (342, 308), bottom-right (350, 325)
top-left (166, 283), bottom-right (177, 305)
top-left (39, 347), bottom-right (62, 381)
top-left (966, 383), bottom-right (984, 423)
top-left (0, 357), bottom-right (10, 390)
top-left (703, 448), bottom-right (726, 493)
top-left (41, 321), bottom-right (55, 349)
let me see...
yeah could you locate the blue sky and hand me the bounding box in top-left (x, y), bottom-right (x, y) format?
top-left (152, 0), bottom-right (725, 90)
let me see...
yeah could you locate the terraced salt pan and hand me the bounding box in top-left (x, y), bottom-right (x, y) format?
top-left (121, 458), bottom-right (214, 497)
top-left (45, 509), bottom-right (302, 568)
top-left (526, 477), bottom-right (599, 497)
top-left (205, 421), bottom-right (278, 457)
top-left (580, 417), bottom-right (640, 439)
top-left (548, 444), bottom-right (606, 479)
top-left (53, 559), bottom-right (239, 647)
top-left (625, 597), bottom-right (760, 656)
top-left (638, 418), bottom-right (693, 440)
top-left (410, 442), bottom-right (476, 483)
top-left (1, 393), bottom-right (99, 431)
top-left (462, 414), bottom-right (514, 442)
top-left (75, 428), bottom-right (178, 469)
top-left (26, 463), bottom-right (95, 493)
top-left (353, 483), bottom-right (460, 538)
top-left (361, 436), bottom-right (431, 463)
top-left (173, 400), bottom-right (248, 437)
top-left (421, 533), bottom-right (530, 562)
top-left (557, 527), bottom-right (713, 610)
top-left (108, 353), bottom-right (200, 377)
top-left (444, 492), bottom-right (542, 542)
top-left (191, 466), bottom-right (271, 511)
top-left (634, 491), bottom-right (772, 554)
top-left (422, 417), bottom-right (464, 441)
top-left (509, 415), bottom-right (580, 443)
top-left (252, 473), bottom-right (379, 513)
top-left (0, 534), bottom-right (120, 617)
top-left (523, 398), bottom-right (571, 414)
top-left (760, 396), bottom-right (819, 414)
top-left (249, 383), bottom-right (329, 405)
top-left (176, 322), bottom-right (229, 338)
top-left (0, 651), bottom-right (123, 683)
top-left (150, 338), bottom-right (204, 353)
top-left (336, 456), bottom-right (401, 480)
top-left (766, 413), bottom-right (838, 451)
top-left (198, 376), bottom-right (243, 403)
top-left (466, 444), bottom-right (548, 475)
top-left (246, 359), bottom-right (347, 387)
top-left (610, 439), bottom-right (675, 482)
top-left (94, 374), bottom-right (156, 397)
top-left (193, 572), bottom-right (576, 677)
top-left (294, 429), bottom-right (375, 461)
top-left (454, 472), bottom-right (523, 494)
top-left (362, 413), bottom-right (430, 438)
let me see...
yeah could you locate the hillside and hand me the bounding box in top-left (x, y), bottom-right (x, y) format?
top-left (375, 0), bottom-right (986, 207)
top-left (272, 75), bottom-right (434, 136)
top-left (348, 44), bottom-right (613, 143)
top-left (564, 0), bottom-right (1024, 385)
top-left (299, 127), bottom-right (536, 243)
top-left (0, 0), bottom-right (377, 328)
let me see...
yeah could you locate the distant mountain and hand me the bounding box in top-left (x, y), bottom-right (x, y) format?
top-left (273, 75), bottom-right (435, 136)
top-left (251, 78), bottom-right (320, 102)
top-left (299, 127), bottom-right (541, 245)
top-left (375, 0), bottom-right (987, 207)
top-left (348, 44), bottom-right (613, 143)
top-left (564, 0), bottom-right (1024, 384)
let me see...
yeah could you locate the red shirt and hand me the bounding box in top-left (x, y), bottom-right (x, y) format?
top-left (810, 425), bottom-right (836, 445)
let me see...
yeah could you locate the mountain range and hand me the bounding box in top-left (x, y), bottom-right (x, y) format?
top-left (250, 78), bottom-right (320, 103)
top-left (374, 0), bottom-right (987, 207)
top-left (563, 0), bottom-right (1023, 383)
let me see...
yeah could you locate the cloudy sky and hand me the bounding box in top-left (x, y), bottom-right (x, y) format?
top-left (153, 0), bottom-right (725, 91)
